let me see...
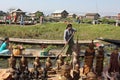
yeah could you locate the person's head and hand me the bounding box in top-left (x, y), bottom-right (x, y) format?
top-left (66, 24), bottom-right (72, 30)
top-left (4, 37), bottom-right (9, 42)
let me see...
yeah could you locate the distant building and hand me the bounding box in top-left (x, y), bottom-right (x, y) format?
top-left (0, 10), bottom-right (6, 16)
top-left (0, 11), bottom-right (6, 22)
top-left (27, 13), bottom-right (36, 17)
top-left (68, 13), bottom-right (76, 18)
top-left (10, 8), bottom-right (26, 22)
top-left (103, 16), bottom-right (117, 20)
top-left (27, 12), bottom-right (36, 21)
top-left (77, 15), bottom-right (85, 20)
top-left (85, 13), bottom-right (100, 20)
top-left (10, 8), bottom-right (26, 17)
top-left (118, 13), bottom-right (120, 20)
top-left (51, 10), bottom-right (68, 18)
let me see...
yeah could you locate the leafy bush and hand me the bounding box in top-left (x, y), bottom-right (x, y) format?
top-left (99, 18), bottom-right (116, 24)
top-left (82, 18), bottom-right (93, 24)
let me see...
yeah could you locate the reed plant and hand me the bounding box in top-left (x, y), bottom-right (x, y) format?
top-left (0, 22), bottom-right (120, 40)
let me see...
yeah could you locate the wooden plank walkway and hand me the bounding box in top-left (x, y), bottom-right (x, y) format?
top-left (0, 37), bottom-right (99, 45)
top-left (0, 54), bottom-right (84, 59)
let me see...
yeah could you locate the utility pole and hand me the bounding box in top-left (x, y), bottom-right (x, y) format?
top-left (96, 0), bottom-right (98, 13)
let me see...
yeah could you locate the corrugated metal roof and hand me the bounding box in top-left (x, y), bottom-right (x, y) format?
top-left (85, 13), bottom-right (100, 16)
top-left (53, 10), bottom-right (66, 13)
top-left (10, 8), bottom-right (25, 13)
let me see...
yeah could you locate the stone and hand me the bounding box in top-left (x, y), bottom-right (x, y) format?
top-left (72, 64), bottom-right (80, 80)
top-left (86, 72), bottom-right (97, 80)
top-left (8, 54), bottom-right (16, 69)
top-left (19, 55), bottom-right (28, 72)
top-left (60, 63), bottom-right (73, 80)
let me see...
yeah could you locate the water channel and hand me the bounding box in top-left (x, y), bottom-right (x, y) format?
top-left (0, 43), bottom-right (115, 70)
top-left (0, 49), bottom-right (110, 69)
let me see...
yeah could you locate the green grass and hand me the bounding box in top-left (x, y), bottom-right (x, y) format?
top-left (0, 22), bottom-right (120, 40)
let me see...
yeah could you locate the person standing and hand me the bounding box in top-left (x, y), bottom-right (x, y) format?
top-left (3, 16), bottom-right (7, 24)
top-left (76, 17), bottom-right (80, 24)
top-left (8, 15), bottom-right (11, 24)
top-left (40, 16), bottom-right (44, 24)
top-left (0, 37), bottom-right (11, 54)
top-left (13, 15), bottom-right (17, 23)
top-left (32, 17), bottom-right (35, 24)
top-left (64, 24), bottom-right (76, 56)
top-left (20, 14), bottom-right (24, 25)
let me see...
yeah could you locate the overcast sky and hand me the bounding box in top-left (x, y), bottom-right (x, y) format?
top-left (0, 0), bottom-right (120, 16)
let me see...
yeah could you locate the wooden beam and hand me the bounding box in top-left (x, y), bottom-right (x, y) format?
top-left (0, 37), bottom-right (99, 45)
top-left (0, 54), bottom-right (84, 59)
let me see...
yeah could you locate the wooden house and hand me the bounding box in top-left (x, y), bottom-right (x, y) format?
top-left (85, 13), bottom-right (100, 20)
top-left (27, 13), bottom-right (36, 20)
top-left (118, 13), bottom-right (120, 20)
top-left (10, 9), bottom-right (25, 17)
top-left (10, 9), bottom-right (26, 22)
top-left (68, 13), bottom-right (77, 18)
top-left (51, 10), bottom-right (68, 18)
top-left (27, 13), bottom-right (36, 17)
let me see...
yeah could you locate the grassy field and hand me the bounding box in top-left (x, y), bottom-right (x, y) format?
top-left (0, 22), bottom-right (120, 40)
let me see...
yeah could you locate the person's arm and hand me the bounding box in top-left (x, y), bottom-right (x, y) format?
top-left (64, 30), bottom-right (66, 41)
top-left (72, 28), bottom-right (77, 32)
top-left (64, 30), bottom-right (68, 45)
top-left (71, 28), bottom-right (77, 36)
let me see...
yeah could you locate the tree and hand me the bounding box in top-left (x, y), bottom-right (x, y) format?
top-left (35, 11), bottom-right (44, 18)
top-left (82, 18), bottom-right (93, 24)
top-left (0, 10), bottom-right (6, 16)
top-left (99, 18), bottom-right (109, 24)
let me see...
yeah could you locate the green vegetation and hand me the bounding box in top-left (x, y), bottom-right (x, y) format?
top-left (98, 18), bottom-right (116, 24)
top-left (0, 22), bottom-right (120, 40)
